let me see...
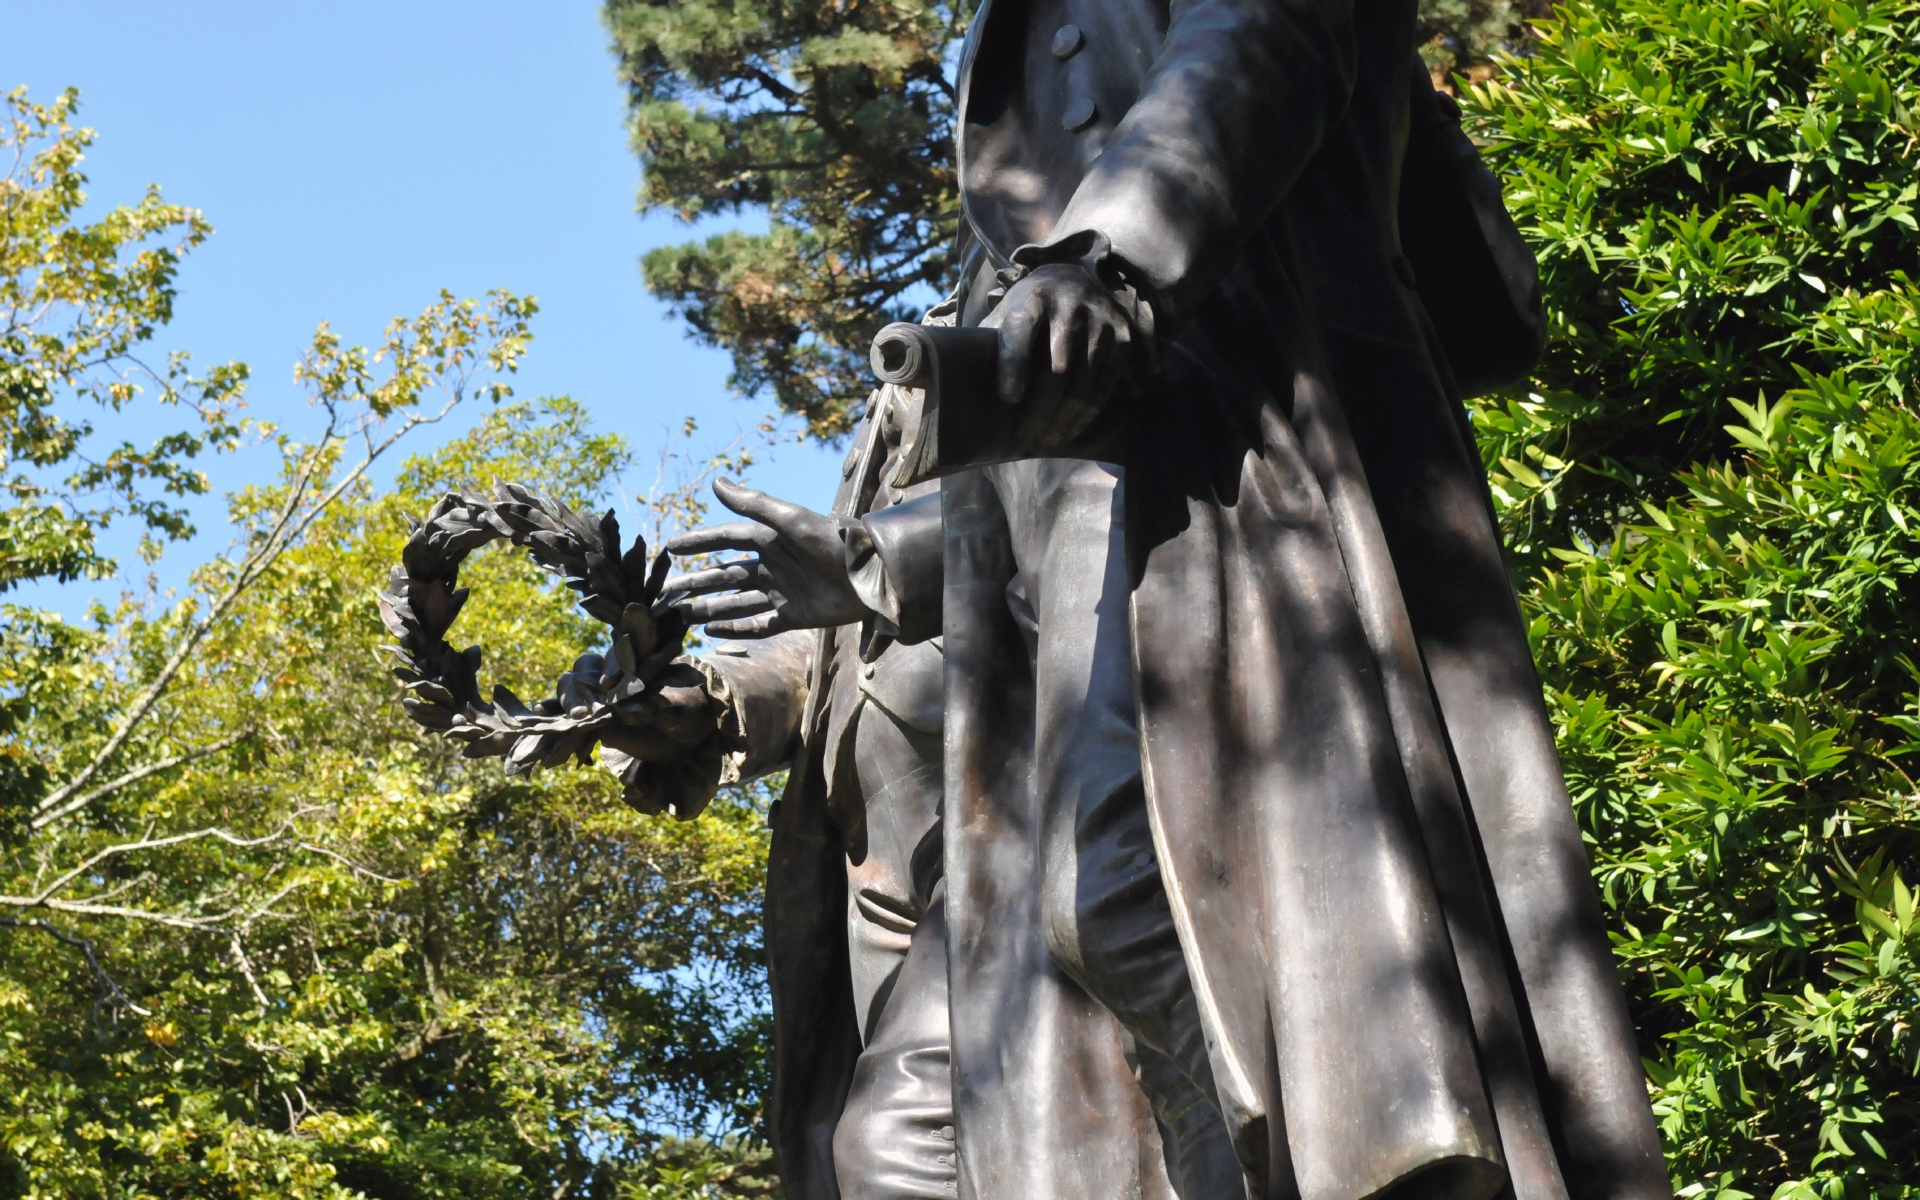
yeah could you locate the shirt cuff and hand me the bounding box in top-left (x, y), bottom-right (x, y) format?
top-left (843, 492), bottom-right (944, 644)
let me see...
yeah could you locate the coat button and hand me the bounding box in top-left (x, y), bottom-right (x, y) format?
top-left (1051, 24), bottom-right (1083, 59)
top-left (863, 662), bottom-right (877, 680)
top-left (1061, 96), bottom-right (1097, 132)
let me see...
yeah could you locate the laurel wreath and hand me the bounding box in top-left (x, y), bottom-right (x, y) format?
top-left (377, 482), bottom-right (694, 802)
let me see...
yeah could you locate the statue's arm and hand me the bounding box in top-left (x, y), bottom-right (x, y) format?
top-left (699, 629), bottom-right (816, 781)
top-left (617, 629), bottom-right (815, 818)
top-left (1023, 0), bottom-right (1358, 336)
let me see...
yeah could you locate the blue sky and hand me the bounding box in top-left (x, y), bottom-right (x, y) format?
top-left (2, 0), bottom-right (846, 617)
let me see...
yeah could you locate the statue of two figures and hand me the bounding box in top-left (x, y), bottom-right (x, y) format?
top-left (396, 3), bottom-right (1673, 1198)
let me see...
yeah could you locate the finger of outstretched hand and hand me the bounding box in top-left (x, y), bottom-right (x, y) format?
top-left (681, 591), bottom-right (777, 624)
top-left (666, 521), bottom-right (769, 556)
top-left (712, 477), bottom-right (806, 528)
top-left (705, 611), bottom-right (783, 639)
top-left (660, 560), bottom-right (766, 599)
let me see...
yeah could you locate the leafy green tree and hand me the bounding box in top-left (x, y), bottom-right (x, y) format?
top-left (604, 0), bottom-right (967, 438)
top-left (1, 86), bottom-right (245, 591)
top-left (4, 395), bottom-right (777, 1198)
top-left (1464, 1), bottom-right (1920, 1193)
top-left (0, 86), bottom-right (775, 1198)
top-left (1469, 0), bottom-right (1920, 565)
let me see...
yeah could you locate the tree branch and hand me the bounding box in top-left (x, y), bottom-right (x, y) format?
top-left (740, 65), bottom-right (802, 106)
top-left (2, 896), bottom-right (230, 929)
top-left (20, 819), bottom-right (291, 907)
top-left (0, 916), bottom-right (151, 1016)
top-left (30, 730), bottom-right (250, 831)
top-left (294, 842), bottom-right (405, 885)
top-left (231, 931), bottom-right (269, 1007)
top-left (32, 392), bottom-right (467, 828)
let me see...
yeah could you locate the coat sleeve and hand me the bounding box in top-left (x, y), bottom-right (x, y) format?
top-left (623, 630), bottom-right (815, 818)
top-left (1020, 0), bottom-right (1359, 337)
top-left (701, 630), bottom-right (815, 782)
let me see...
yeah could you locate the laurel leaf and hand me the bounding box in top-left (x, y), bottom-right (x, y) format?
top-left (541, 729), bottom-right (590, 770)
top-left (376, 595), bottom-right (411, 639)
top-left (416, 585), bottom-right (468, 638)
top-left (598, 509), bottom-right (621, 559)
top-left (636, 641), bottom-right (679, 681)
top-left (645, 549), bottom-right (672, 603)
top-left (579, 595), bottom-right (624, 626)
top-left (527, 529), bottom-right (581, 566)
top-left (584, 552), bottom-right (625, 600)
top-left (401, 536), bottom-right (438, 582)
top-left (621, 604), bottom-right (656, 652)
top-left (491, 684), bottom-right (531, 719)
top-left (461, 734), bottom-right (514, 758)
top-left (400, 698), bottom-right (458, 730)
top-left (442, 525), bottom-right (500, 555)
top-left (409, 680), bottom-right (458, 707)
top-left (621, 533), bottom-right (650, 579)
top-left (505, 734), bottom-right (546, 773)
top-left (556, 672), bottom-right (591, 715)
top-left (491, 505), bottom-right (540, 537)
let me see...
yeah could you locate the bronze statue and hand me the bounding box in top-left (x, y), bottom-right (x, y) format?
top-left (907, 1), bottom-right (1670, 1191)
top-left (421, 1), bottom-right (1675, 1197)
top-left (655, 423), bottom-right (956, 1198)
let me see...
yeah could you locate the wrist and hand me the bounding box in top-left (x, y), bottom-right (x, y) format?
top-left (1008, 229), bottom-right (1162, 372)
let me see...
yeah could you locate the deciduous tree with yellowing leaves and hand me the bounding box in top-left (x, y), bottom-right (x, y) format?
top-left (0, 87), bottom-right (777, 1199)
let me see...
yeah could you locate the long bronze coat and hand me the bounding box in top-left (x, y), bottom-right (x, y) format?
top-left (934, 1), bottom-right (1669, 1199)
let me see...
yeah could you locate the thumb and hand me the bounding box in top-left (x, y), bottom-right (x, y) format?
top-left (713, 477), bottom-right (805, 530)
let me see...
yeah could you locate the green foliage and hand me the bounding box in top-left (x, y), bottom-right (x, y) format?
top-left (0, 86), bottom-right (776, 1198)
top-left (1465, 2), bottom-right (1920, 1193)
top-left (622, 1136), bottom-right (780, 1199)
top-left (0, 86), bottom-right (245, 590)
top-left (605, 0), bottom-right (969, 438)
top-left (2, 395), bottom-right (779, 1198)
top-left (1467, 0), bottom-right (1920, 565)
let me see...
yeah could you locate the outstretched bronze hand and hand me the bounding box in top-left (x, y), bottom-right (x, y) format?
top-left (662, 478), bottom-right (869, 637)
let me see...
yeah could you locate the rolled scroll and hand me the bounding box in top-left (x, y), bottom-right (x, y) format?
top-left (869, 322), bottom-right (1126, 488)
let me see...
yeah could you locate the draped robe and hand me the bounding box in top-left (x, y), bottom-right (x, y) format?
top-left (928, 1), bottom-right (1671, 1198)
